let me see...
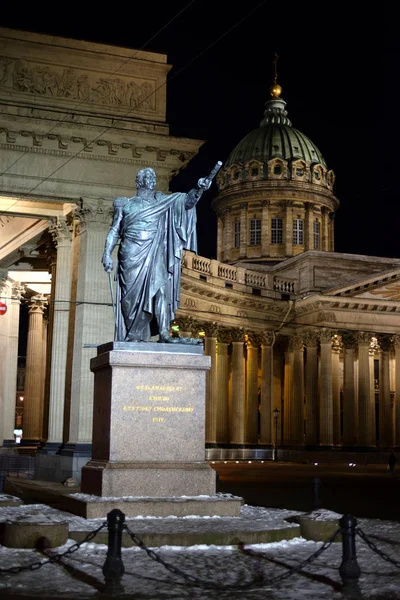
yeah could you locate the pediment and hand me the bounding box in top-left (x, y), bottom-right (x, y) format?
top-left (325, 269), bottom-right (400, 302)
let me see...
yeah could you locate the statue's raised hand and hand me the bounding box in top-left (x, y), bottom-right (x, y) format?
top-left (102, 252), bottom-right (113, 273)
top-left (197, 177), bottom-right (212, 191)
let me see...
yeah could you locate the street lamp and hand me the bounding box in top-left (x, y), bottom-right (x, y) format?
top-left (273, 408), bottom-right (280, 462)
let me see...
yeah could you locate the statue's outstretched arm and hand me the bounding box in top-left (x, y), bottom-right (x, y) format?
top-left (184, 161), bottom-right (222, 209)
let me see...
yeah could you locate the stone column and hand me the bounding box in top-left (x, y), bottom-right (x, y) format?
top-left (304, 331), bottom-right (318, 445)
top-left (41, 242), bottom-right (57, 443)
top-left (319, 328), bottom-right (334, 446)
top-left (332, 335), bottom-right (342, 446)
top-left (229, 328), bottom-right (246, 444)
top-left (203, 322), bottom-right (219, 444)
top-left (62, 200), bottom-right (114, 480)
top-left (291, 336), bottom-right (305, 445)
top-left (261, 201), bottom-right (270, 256)
top-left (0, 278), bottom-right (24, 447)
top-left (329, 212), bottom-right (335, 251)
top-left (41, 217), bottom-right (73, 453)
top-left (222, 209), bottom-right (230, 262)
top-left (285, 201), bottom-right (293, 257)
top-left (22, 295), bottom-right (47, 445)
top-left (342, 333), bottom-right (357, 446)
top-left (217, 215), bottom-right (223, 262)
top-left (216, 329), bottom-right (230, 443)
top-left (283, 338), bottom-right (294, 444)
top-left (39, 312), bottom-right (48, 440)
top-left (260, 332), bottom-right (274, 445)
top-left (369, 337), bottom-right (378, 447)
top-left (357, 332), bottom-right (374, 447)
top-left (239, 203), bottom-right (247, 259)
top-left (393, 336), bottom-right (400, 447)
top-left (378, 336), bottom-right (393, 447)
top-left (321, 207), bottom-right (329, 251)
top-left (304, 203), bottom-right (315, 251)
top-left (245, 333), bottom-right (260, 444)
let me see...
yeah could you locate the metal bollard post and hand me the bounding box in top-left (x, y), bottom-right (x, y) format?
top-left (339, 514), bottom-right (361, 582)
top-left (311, 477), bottom-right (321, 510)
top-left (0, 471), bottom-right (6, 493)
top-left (102, 509), bottom-right (125, 594)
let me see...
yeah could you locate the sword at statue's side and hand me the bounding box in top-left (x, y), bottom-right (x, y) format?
top-left (108, 271), bottom-right (117, 329)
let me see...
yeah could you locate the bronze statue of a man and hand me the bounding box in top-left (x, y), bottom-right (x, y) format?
top-left (102, 163), bottom-right (221, 342)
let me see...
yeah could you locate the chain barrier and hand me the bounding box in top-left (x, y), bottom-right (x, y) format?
top-left (0, 522), bottom-right (107, 575)
top-left (123, 522), bottom-right (341, 590)
top-left (356, 528), bottom-right (400, 569)
top-left (239, 527), bottom-right (342, 585)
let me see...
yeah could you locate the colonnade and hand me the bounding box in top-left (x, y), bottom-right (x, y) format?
top-left (174, 320), bottom-right (400, 449)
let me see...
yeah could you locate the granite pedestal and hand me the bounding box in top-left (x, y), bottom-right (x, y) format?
top-left (78, 342), bottom-right (230, 516)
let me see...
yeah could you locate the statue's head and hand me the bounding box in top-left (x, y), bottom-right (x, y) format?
top-left (136, 168), bottom-right (156, 190)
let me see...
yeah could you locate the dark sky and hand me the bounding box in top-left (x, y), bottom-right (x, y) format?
top-left (0, 2), bottom-right (393, 261)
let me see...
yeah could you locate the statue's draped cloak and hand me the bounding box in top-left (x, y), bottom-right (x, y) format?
top-left (115, 191), bottom-right (197, 341)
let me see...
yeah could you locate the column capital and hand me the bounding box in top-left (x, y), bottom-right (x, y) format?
top-left (74, 198), bottom-right (113, 234)
top-left (341, 332), bottom-right (357, 350)
top-left (173, 316), bottom-right (194, 333)
top-left (245, 332), bottom-right (262, 348)
top-left (48, 215), bottom-right (73, 247)
top-left (202, 321), bottom-right (220, 338)
top-left (289, 335), bottom-right (304, 351)
top-left (229, 327), bottom-right (246, 342)
top-left (11, 282), bottom-right (26, 300)
top-left (28, 294), bottom-right (48, 314)
top-left (261, 330), bottom-right (274, 346)
top-left (304, 330), bottom-right (319, 347)
top-left (319, 328), bottom-right (334, 344)
top-left (356, 331), bottom-right (372, 346)
top-left (377, 334), bottom-right (392, 353)
top-left (392, 334), bottom-right (400, 349)
top-left (217, 327), bottom-right (232, 344)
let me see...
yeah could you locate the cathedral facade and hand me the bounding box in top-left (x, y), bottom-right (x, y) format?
top-left (0, 28), bottom-right (399, 482)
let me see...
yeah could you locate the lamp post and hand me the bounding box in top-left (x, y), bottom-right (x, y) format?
top-left (273, 408), bottom-right (280, 462)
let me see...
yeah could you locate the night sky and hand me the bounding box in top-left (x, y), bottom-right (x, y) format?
top-left (0, 2), bottom-right (393, 261)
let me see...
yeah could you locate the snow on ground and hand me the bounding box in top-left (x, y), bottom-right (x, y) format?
top-left (0, 498), bottom-right (400, 599)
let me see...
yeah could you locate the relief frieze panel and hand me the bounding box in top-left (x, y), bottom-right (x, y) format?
top-left (0, 56), bottom-right (156, 112)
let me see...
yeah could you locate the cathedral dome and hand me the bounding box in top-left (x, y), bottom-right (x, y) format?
top-left (216, 90), bottom-right (335, 194)
top-left (225, 100), bottom-right (327, 169)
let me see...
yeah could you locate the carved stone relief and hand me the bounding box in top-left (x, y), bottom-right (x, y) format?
top-left (0, 56), bottom-right (156, 112)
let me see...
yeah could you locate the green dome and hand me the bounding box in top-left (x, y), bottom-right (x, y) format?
top-left (224, 97), bottom-right (327, 169)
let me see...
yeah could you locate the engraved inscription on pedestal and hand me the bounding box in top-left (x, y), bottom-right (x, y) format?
top-left (81, 347), bottom-right (215, 498)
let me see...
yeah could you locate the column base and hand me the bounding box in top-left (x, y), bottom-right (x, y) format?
top-left (37, 442), bottom-right (63, 455)
top-left (2, 439), bottom-right (16, 448)
top-left (20, 438), bottom-right (41, 448)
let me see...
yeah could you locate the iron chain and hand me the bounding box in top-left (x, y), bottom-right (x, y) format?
top-left (240, 527), bottom-right (342, 585)
top-left (124, 523), bottom-right (264, 590)
top-left (356, 528), bottom-right (400, 569)
top-left (123, 523), bottom-right (340, 590)
top-left (0, 521), bottom-right (107, 575)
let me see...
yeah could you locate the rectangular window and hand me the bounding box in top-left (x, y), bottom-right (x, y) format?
top-left (234, 220), bottom-right (240, 248)
top-left (271, 218), bottom-right (283, 244)
top-left (293, 219), bottom-right (304, 245)
top-left (313, 221), bottom-right (320, 249)
top-left (249, 218), bottom-right (261, 246)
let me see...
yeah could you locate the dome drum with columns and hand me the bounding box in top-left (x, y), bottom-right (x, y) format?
top-left (213, 83), bottom-right (338, 265)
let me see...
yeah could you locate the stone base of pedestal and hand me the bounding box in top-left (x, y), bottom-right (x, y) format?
top-left (63, 492), bottom-right (243, 519)
top-left (81, 460), bottom-right (216, 497)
